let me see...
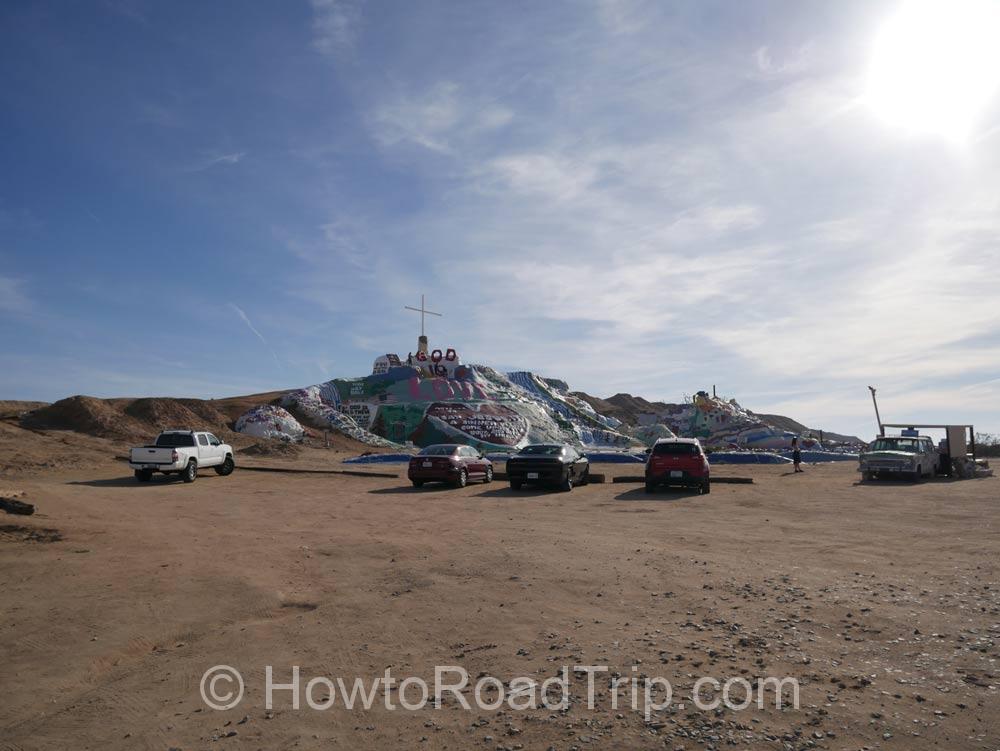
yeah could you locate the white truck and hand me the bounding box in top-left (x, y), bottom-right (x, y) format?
top-left (858, 434), bottom-right (938, 482)
top-left (129, 430), bottom-right (235, 483)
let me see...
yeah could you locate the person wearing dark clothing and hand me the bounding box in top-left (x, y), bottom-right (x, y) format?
top-left (792, 437), bottom-right (803, 473)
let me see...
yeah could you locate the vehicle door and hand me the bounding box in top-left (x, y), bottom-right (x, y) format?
top-left (195, 433), bottom-right (210, 464)
top-left (463, 446), bottom-right (483, 477)
top-left (564, 447), bottom-right (581, 480)
top-left (921, 438), bottom-right (936, 472)
top-left (206, 433), bottom-right (225, 466)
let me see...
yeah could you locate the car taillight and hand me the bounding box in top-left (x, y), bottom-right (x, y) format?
top-left (171, 450), bottom-right (179, 463)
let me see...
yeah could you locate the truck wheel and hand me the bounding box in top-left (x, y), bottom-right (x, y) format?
top-left (411, 479), bottom-right (424, 488)
top-left (214, 456), bottom-right (235, 476)
top-left (701, 478), bottom-right (711, 495)
top-left (182, 460), bottom-right (197, 483)
top-left (913, 466), bottom-right (922, 483)
top-left (510, 480), bottom-right (522, 491)
top-left (644, 481), bottom-right (655, 494)
top-left (560, 472), bottom-right (574, 492)
top-left (454, 468), bottom-right (468, 488)
top-left (135, 469), bottom-right (152, 482)
top-left (864, 471), bottom-right (876, 481)
top-left (578, 468), bottom-right (589, 485)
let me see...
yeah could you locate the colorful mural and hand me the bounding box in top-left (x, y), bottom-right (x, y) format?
top-left (234, 344), bottom-right (826, 452)
top-left (272, 347), bottom-right (636, 451)
top-left (632, 391), bottom-right (820, 449)
top-left (234, 405), bottom-right (305, 442)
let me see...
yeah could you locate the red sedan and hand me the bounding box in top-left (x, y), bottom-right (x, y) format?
top-left (408, 444), bottom-right (494, 488)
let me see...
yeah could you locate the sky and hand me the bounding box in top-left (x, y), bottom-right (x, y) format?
top-left (1, 0), bottom-right (999, 441)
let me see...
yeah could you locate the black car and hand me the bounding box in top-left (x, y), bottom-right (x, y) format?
top-left (506, 444), bottom-right (589, 491)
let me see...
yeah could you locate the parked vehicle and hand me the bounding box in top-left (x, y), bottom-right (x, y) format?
top-left (645, 438), bottom-right (710, 494)
top-left (408, 444), bottom-right (493, 488)
top-left (129, 430), bottom-right (235, 483)
top-left (859, 435), bottom-right (938, 481)
top-left (506, 444), bottom-right (589, 491)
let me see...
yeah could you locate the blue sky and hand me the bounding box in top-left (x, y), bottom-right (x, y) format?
top-left (1, 0), bottom-right (999, 440)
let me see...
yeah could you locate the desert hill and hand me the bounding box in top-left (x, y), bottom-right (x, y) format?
top-left (0, 394), bottom-right (373, 478)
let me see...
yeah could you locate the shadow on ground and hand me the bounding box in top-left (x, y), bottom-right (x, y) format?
top-left (851, 476), bottom-right (961, 487)
top-left (614, 487), bottom-right (701, 501)
top-left (474, 487), bottom-right (565, 498)
top-left (67, 474), bottom-right (223, 488)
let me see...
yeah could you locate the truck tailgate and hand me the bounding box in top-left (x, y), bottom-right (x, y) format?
top-left (130, 447), bottom-right (175, 465)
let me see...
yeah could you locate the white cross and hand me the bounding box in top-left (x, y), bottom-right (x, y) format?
top-left (404, 293), bottom-right (442, 337)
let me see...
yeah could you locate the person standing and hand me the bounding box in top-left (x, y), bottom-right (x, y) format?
top-left (792, 437), bottom-right (803, 473)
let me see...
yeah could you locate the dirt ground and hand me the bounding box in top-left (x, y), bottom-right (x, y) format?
top-left (1, 455), bottom-right (998, 751)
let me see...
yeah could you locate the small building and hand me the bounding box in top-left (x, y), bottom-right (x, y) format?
top-left (371, 353), bottom-right (402, 375)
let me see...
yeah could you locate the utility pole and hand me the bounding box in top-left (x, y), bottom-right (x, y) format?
top-left (868, 386), bottom-right (884, 437)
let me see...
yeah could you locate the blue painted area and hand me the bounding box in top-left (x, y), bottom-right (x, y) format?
top-left (584, 452), bottom-right (646, 464)
top-left (778, 450), bottom-right (859, 463)
top-left (343, 453), bottom-right (415, 464)
top-left (486, 451), bottom-right (646, 464)
top-left (707, 452), bottom-right (792, 465)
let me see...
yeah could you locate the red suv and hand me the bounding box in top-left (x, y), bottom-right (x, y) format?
top-left (645, 438), bottom-right (710, 494)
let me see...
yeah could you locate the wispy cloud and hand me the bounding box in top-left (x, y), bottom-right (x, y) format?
top-left (753, 42), bottom-right (817, 79)
top-left (183, 151), bottom-right (247, 173)
top-left (310, 0), bottom-right (362, 58)
top-left (273, 0), bottom-right (1000, 440)
top-left (372, 82), bottom-right (512, 154)
top-left (228, 303), bottom-right (282, 369)
top-left (0, 275), bottom-right (33, 314)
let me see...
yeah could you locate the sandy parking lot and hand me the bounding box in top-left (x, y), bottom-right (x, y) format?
top-left (1, 460), bottom-right (998, 750)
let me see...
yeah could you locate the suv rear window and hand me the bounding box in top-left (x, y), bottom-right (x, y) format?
top-left (155, 433), bottom-right (196, 447)
top-left (653, 442), bottom-right (698, 455)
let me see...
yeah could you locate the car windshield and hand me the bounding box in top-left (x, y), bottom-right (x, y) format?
top-left (653, 442), bottom-right (698, 455)
top-left (519, 445), bottom-right (563, 456)
top-left (870, 438), bottom-right (921, 453)
top-left (155, 433), bottom-right (196, 447)
top-left (419, 445), bottom-right (457, 456)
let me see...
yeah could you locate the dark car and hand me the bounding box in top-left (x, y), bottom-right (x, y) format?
top-left (408, 444), bottom-right (493, 488)
top-left (644, 438), bottom-right (710, 494)
top-left (506, 444), bottom-right (589, 491)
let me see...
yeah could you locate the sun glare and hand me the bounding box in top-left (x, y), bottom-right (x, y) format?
top-left (866, 0), bottom-right (1000, 141)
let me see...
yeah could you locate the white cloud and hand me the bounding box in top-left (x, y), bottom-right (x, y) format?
top-left (487, 153), bottom-right (599, 202)
top-left (310, 0), bottom-right (362, 58)
top-left (283, 2), bottom-right (1000, 439)
top-left (753, 42), bottom-right (817, 78)
top-left (229, 303), bottom-right (282, 369)
top-left (183, 151), bottom-right (247, 173)
top-left (372, 82), bottom-right (513, 154)
top-left (0, 275), bottom-right (33, 314)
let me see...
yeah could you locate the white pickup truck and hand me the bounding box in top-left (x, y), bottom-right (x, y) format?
top-left (129, 430), bottom-right (235, 483)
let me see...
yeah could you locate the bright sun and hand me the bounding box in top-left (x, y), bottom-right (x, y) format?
top-left (866, 0), bottom-right (1000, 141)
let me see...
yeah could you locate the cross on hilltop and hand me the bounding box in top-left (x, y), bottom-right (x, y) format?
top-left (404, 294), bottom-right (442, 337)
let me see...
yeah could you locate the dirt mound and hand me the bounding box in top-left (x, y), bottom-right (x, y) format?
top-left (571, 391), bottom-right (669, 426)
top-left (175, 399), bottom-right (233, 428)
top-left (123, 398), bottom-right (210, 432)
top-left (0, 401), bottom-right (49, 420)
top-left (21, 396), bottom-right (147, 440)
top-left (242, 441), bottom-right (302, 458)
